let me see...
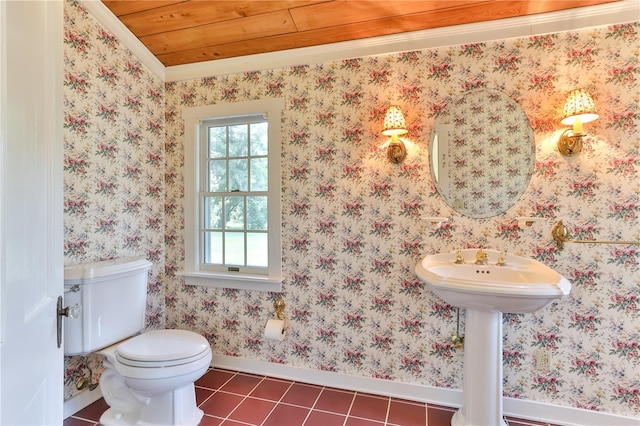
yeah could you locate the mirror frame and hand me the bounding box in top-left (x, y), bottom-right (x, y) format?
top-left (429, 89), bottom-right (535, 218)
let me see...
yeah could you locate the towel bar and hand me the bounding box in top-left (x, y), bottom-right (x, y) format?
top-left (552, 220), bottom-right (640, 251)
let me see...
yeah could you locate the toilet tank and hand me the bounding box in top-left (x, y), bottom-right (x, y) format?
top-left (63, 257), bottom-right (152, 356)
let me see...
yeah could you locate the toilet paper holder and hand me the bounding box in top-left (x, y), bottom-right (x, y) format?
top-left (273, 296), bottom-right (286, 321)
top-left (264, 296), bottom-right (289, 340)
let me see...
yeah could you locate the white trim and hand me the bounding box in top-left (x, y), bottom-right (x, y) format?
top-left (62, 354), bottom-right (640, 425)
top-left (80, 0), bottom-right (638, 83)
top-left (214, 354), bottom-right (462, 407)
top-left (0, 1), bottom-right (6, 420)
top-left (79, 0), bottom-right (165, 81)
top-left (63, 386), bottom-right (102, 420)
top-left (177, 271), bottom-right (282, 292)
top-left (504, 397), bottom-right (640, 426)
top-left (181, 99), bottom-right (284, 292)
top-left (165, 0), bottom-right (640, 81)
top-left (213, 355), bottom-right (640, 426)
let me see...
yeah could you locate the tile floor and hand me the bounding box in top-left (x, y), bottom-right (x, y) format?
top-left (64, 368), bottom-right (554, 426)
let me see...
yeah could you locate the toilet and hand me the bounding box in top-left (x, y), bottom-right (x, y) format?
top-left (64, 257), bottom-right (212, 426)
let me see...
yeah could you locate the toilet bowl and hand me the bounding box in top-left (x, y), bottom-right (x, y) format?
top-left (63, 258), bottom-right (213, 426)
top-left (99, 329), bottom-right (212, 426)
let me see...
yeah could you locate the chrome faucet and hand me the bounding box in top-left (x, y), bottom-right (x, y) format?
top-left (475, 247), bottom-right (488, 265)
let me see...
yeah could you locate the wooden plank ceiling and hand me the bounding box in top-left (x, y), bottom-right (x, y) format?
top-left (102, 0), bottom-right (618, 67)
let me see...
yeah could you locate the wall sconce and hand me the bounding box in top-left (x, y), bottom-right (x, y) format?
top-left (557, 89), bottom-right (599, 157)
top-left (381, 105), bottom-right (408, 163)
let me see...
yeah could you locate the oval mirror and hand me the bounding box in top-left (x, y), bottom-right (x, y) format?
top-left (429, 89), bottom-right (535, 218)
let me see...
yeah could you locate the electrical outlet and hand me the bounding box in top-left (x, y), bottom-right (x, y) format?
top-left (535, 349), bottom-right (551, 372)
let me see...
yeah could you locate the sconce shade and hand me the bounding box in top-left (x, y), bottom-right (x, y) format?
top-left (381, 106), bottom-right (408, 136)
top-left (557, 88), bottom-right (598, 157)
top-left (560, 89), bottom-right (599, 127)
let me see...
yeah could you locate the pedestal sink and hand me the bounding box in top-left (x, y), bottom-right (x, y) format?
top-left (415, 249), bottom-right (571, 426)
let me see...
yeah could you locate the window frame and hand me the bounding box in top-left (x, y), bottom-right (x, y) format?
top-left (179, 99), bottom-right (284, 292)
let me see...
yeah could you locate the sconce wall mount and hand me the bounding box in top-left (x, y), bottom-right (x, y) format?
top-left (557, 130), bottom-right (584, 157)
top-left (381, 105), bottom-right (408, 163)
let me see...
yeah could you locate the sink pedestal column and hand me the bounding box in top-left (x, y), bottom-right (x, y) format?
top-left (451, 309), bottom-right (507, 426)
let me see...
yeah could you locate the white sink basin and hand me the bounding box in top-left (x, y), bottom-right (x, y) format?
top-left (414, 249), bottom-right (571, 313)
top-left (415, 249), bottom-right (571, 425)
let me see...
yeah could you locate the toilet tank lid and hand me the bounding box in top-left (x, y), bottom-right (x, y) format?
top-left (64, 257), bottom-right (152, 284)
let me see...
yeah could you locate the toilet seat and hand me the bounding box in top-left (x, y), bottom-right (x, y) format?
top-left (99, 330), bottom-right (213, 425)
top-left (117, 346), bottom-right (210, 368)
top-left (116, 329), bottom-right (210, 368)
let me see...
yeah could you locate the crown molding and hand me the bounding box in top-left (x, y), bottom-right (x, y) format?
top-left (79, 0), bottom-right (165, 81)
top-left (79, 0), bottom-right (638, 83)
top-left (166, 0), bottom-right (639, 82)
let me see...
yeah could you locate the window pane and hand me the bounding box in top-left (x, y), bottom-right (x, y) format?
top-left (203, 197), bottom-right (223, 229)
top-left (225, 232), bottom-right (245, 265)
top-left (208, 126), bottom-right (226, 158)
top-left (247, 196), bottom-right (267, 230)
top-left (247, 233), bottom-right (268, 267)
top-left (250, 122), bottom-right (268, 156)
top-left (250, 158), bottom-right (268, 192)
top-left (208, 160), bottom-right (227, 192)
top-left (228, 124), bottom-right (248, 157)
top-left (224, 196), bottom-right (244, 230)
top-left (228, 159), bottom-right (248, 191)
top-left (204, 231), bottom-right (222, 264)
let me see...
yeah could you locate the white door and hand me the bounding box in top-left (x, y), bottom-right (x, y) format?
top-left (0, 1), bottom-right (64, 424)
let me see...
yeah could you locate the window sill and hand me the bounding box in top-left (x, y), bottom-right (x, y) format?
top-left (176, 270), bottom-right (282, 292)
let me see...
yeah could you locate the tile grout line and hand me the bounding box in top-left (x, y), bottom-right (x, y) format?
top-left (196, 368), bottom-right (238, 393)
top-left (220, 373), bottom-right (266, 424)
top-left (349, 391), bottom-right (389, 425)
top-left (384, 397), bottom-right (392, 426)
top-left (195, 386), bottom-right (216, 409)
top-left (341, 390), bottom-right (357, 426)
top-left (300, 384), bottom-right (328, 426)
top-left (195, 368), bottom-right (238, 412)
top-left (68, 369), bottom-right (561, 426)
top-left (68, 414), bottom-right (98, 423)
top-left (258, 378), bottom-right (296, 426)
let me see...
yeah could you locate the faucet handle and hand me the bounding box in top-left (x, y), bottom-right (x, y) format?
top-left (475, 247), bottom-right (488, 265)
top-left (496, 251), bottom-right (506, 266)
top-left (454, 250), bottom-right (465, 264)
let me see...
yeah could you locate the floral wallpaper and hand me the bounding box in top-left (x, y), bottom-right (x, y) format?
top-left (62, 1), bottom-right (165, 400)
top-left (63, 0), bottom-right (639, 418)
top-left (164, 23), bottom-right (639, 418)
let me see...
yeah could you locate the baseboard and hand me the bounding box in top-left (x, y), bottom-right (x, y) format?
top-left (63, 386), bottom-right (102, 419)
top-left (213, 354), bottom-right (462, 407)
top-left (63, 355), bottom-right (639, 426)
top-left (213, 355), bottom-right (639, 426)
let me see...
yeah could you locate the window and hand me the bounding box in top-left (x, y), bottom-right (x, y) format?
top-left (179, 99), bottom-right (284, 291)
